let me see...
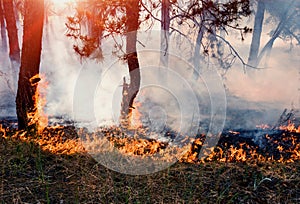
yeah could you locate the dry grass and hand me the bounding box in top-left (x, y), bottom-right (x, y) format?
top-left (0, 126), bottom-right (300, 203)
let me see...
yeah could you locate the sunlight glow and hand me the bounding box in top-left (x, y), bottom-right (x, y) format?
top-left (51, 0), bottom-right (76, 6)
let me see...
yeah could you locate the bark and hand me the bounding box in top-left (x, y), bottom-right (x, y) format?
top-left (120, 0), bottom-right (140, 127)
top-left (0, 0), bottom-right (4, 31)
top-left (160, 0), bottom-right (170, 67)
top-left (3, 0), bottom-right (20, 62)
top-left (247, 0), bottom-right (265, 66)
top-left (193, 25), bottom-right (204, 79)
top-left (0, 0), bottom-right (6, 47)
top-left (16, 0), bottom-right (44, 130)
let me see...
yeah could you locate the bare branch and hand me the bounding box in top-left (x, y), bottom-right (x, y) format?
top-left (213, 31), bottom-right (267, 70)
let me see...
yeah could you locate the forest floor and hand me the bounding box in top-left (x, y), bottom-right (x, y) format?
top-left (0, 126), bottom-right (299, 204)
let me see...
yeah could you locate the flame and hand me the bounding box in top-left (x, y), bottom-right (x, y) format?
top-left (279, 122), bottom-right (300, 133)
top-left (27, 74), bottom-right (49, 133)
top-left (0, 125), bottom-right (6, 138)
top-left (1, 119), bottom-right (299, 163)
top-left (4, 126), bottom-right (86, 155)
top-left (179, 124), bottom-right (300, 164)
top-left (181, 143), bottom-right (298, 164)
top-left (80, 126), bottom-right (191, 163)
top-left (128, 101), bottom-right (143, 129)
top-left (256, 124), bottom-right (270, 129)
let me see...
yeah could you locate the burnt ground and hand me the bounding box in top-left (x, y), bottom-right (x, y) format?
top-left (0, 124), bottom-right (300, 203)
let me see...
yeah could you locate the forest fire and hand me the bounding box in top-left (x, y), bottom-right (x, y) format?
top-left (1, 125), bottom-right (85, 155)
top-left (2, 72), bottom-right (300, 163)
top-left (1, 0), bottom-right (299, 202)
top-left (279, 122), bottom-right (300, 133)
top-left (180, 123), bottom-right (300, 164)
top-left (1, 121), bottom-right (299, 164)
top-left (128, 101), bottom-right (143, 130)
top-left (27, 74), bottom-right (48, 133)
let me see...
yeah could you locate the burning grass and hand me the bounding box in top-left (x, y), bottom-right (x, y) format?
top-left (182, 125), bottom-right (300, 163)
top-left (1, 122), bottom-right (300, 164)
top-left (0, 123), bottom-right (300, 203)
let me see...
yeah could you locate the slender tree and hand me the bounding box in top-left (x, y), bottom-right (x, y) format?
top-left (168, 0), bottom-right (252, 73)
top-left (67, 0), bottom-right (254, 127)
top-left (255, 0), bottom-right (298, 66)
top-left (67, 0), bottom-right (142, 127)
top-left (0, 0), bottom-right (4, 32)
top-left (87, 1), bottom-right (104, 60)
top-left (2, 0), bottom-right (20, 62)
top-left (120, 0), bottom-right (141, 127)
top-left (160, 0), bottom-right (170, 66)
top-left (0, 0), bottom-right (6, 45)
top-left (247, 0), bottom-right (265, 66)
top-left (16, 0), bottom-right (44, 130)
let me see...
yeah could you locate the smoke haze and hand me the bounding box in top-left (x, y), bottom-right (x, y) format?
top-left (0, 3), bottom-right (299, 132)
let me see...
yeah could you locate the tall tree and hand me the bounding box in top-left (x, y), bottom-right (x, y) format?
top-left (255, 0), bottom-right (298, 66)
top-left (16, 0), bottom-right (44, 130)
top-left (168, 0), bottom-right (252, 73)
top-left (87, 1), bottom-right (104, 60)
top-left (0, 0), bottom-right (4, 31)
top-left (120, 0), bottom-right (141, 127)
top-left (67, 0), bottom-right (142, 128)
top-left (160, 0), bottom-right (170, 67)
top-left (67, 0), bottom-right (253, 127)
top-left (0, 0), bottom-right (6, 45)
top-left (247, 0), bottom-right (265, 66)
top-left (2, 0), bottom-right (20, 62)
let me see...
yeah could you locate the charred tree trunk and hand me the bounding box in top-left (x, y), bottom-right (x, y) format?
top-left (120, 0), bottom-right (140, 128)
top-left (16, 0), bottom-right (44, 130)
top-left (3, 0), bottom-right (20, 62)
top-left (247, 0), bottom-right (265, 67)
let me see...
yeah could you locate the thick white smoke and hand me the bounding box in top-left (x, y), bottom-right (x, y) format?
top-left (0, 3), bottom-right (299, 132)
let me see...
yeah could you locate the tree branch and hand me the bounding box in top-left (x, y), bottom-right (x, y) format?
top-left (213, 31), bottom-right (266, 70)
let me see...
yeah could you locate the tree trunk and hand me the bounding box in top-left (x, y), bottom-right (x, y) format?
top-left (193, 25), bottom-right (204, 79)
top-left (0, 0), bottom-right (7, 48)
top-left (88, 4), bottom-right (103, 59)
top-left (256, 7), bottom-right (295, 66)
top-left (120, 0), bottom-right (140, 128)
top-left (16, 0), bottom-right (44, 130)
top-left (3, 0), bottom-right (20, 62)
top-left (0, 0), bottom-right (5, 32)
top-left (247, 0), bottom-right (265, 67)
top-left (160, 0), bottom-right (170, 66)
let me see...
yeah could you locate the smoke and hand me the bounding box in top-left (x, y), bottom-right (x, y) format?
top-left (222, 20), bottom-right (300, 129)
top-left (0, 3), bottom-right (299, 132)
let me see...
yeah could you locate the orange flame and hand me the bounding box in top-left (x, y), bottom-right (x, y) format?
top-left (279, 122), bottom-right (300, 133)
top-left (27, 74), bottom-right (49, 133)
top-left (128, 101), bottom-right (143, 129)
top-left (1, 118), bottom-right (299, 162)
